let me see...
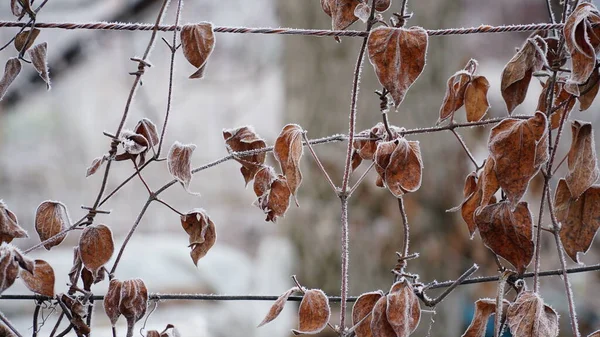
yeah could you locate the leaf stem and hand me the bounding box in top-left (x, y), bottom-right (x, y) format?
top-left (450, 129), bottom-right (479, 170)
top-left (302, 131), bottom-right (339, 194)
top-left (0, 311), bottom-right (24, 337)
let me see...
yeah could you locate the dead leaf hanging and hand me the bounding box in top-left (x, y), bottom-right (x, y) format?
top-left (35, 201), bottom-right (71, 250)
top-left (120, 278), bottom-right (149, 337)
top-left (353, 123), bottom-right (388, 161)
top-left (78, 224), bottom-right (114, 277)
top-left (367, 26), bottom-right (428, 107)
top-left (386, 279), bottom-right (421, 337)
top-left (578, 68), bottom-right (600, 110)
top-left (180, 209), bottom-right (217, 265)
top-left (352, 291), bottom-right (384, 337)
top-left (292, 289), bottom-right (331, 335)
top-left (28, 42), bottom-right (51, 89)
top-left (321, 0), bottom-right (361, 31)
top-left (14, 28), bottom-right (40, 52)
top-left (0, 243), bottom-right (34, 294)
top-left (464, 75), bottom-right (491, 122)
top-left (474, 201), bottom-right (534, 274)
top-left (134, 118), bottom-right (160, 148)
top-left (258, 287), bottom-right (300, 327)
top-left (0, 200), bottom-right (28, 244)
top-left (274, 124), bottom-right (304, 198)
top-left (461, 299), bottom-right (499, 337)
top-left (167, 141), bottom-right (197, 193)
top-left (104, 279), bottom-right (123, 326)
top-left (536, 79), bottom-right (575, 130)
top-left (264, 176), bottom-right (292, 222)
top-left (19, 259), bottom-right (55, 297)
top-left (223, 126), bottom-right (267, 186)
top-left (506, 291), bottom-right (559, 337)
top-left (565, 121), bottom-right (599, 199)
top-left (439, 70), bottom-right (471, 123)
top-left (500, 37), bottom-right (547, 114)
top-left (86, 155), bottom-right (107, 177)
top-left (374, 138), bottom-right (423, 197)
top-left (488, 112), bottom-right (548, 208)
top-left (555, 179), bottom-right (600, 263)
top-left (370, 294), bottom-right (396, 337)
top-left (0, 58), bottom-right (21, 101)
top-left (181, 23), bottom-right (215, 79)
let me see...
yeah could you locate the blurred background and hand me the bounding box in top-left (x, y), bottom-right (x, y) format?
top-left (1, 0), bottom-right (600, 336)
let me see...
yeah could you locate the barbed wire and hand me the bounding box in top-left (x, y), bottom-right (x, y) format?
top-left (0, 21), bottom-right (568, 37)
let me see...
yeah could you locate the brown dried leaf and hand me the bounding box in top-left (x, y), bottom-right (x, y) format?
top-left (265, 176), bottom-right (292, 222)
top-left (480, 157), bottom-right (500, 209)
top-left (475, 201), bottom-right (534, 274)
top-left (79, 224), bottom-right (114, 276)
top-left (354, 2), bottom-right (371, 23)
top-left (181, 209), bottom-right (217, 265)
top-left (0, 200), bottom-right (28, 244)
top-left (134, 118), bottom-right (160, 148)
top-left (274, 124), bottom-right (304, 199)
top-left (181, 23), bottom-right (215, 79)
top-left (374, 138), bottom-right (423, 197)
top-left (352, 291), bottom-right (384, 337)
top-left (465, 76), bottom-right (490, 122)
top-left (10, 0), bottom-right (22, 16)
top-left (578, 68), bottom-right (600, 111)
top-left (0, 58), bottom-right (21, 101)
top-left (439, 70), bottom-right (470, 123)
top-left (374, 0), bottom-right (391, 12)
top-left (488, 112), bottom-right (548, 208)
top-left (167, 142), bottom-right (197, 192)
top-left (121, 129), bottom-right (149, 156)
top-left (564, 3), bottom-right (600, 94)
top-left (81, 265), bottom-right (105, 291)
top-left (253, 166), bottom-right (277, 198)
top-left (536, 80), bottom-right (575, 130)
top-left (386, 279), bottom-right (420, 336)
top-left (367, 26), bottom-right (428, 107)
top-left (555, 179), bottom-right (600, 263)
top-left (105, 279), bottom-right (122, 326)
top-left (223, 126), bottom-right (267, 186)
top-left (35, 201), bottom-right (71, 250)
top-left (566, 121), bottom-right (599, 199)
top-left (68, 247), bottom-right (82, 287)
top-left (461, 299), bottom-right (496, 337)
top-left (14, 28), bottom-right (40, 52)
top-left (147, 331), bottom-right (161, 337)
top-left (120, 279), bottom-right (149, 336)
top-left (507, 291), bottom-right (559, 337)
top-left (321, 0), bottom-right (361, 31)
top-left (0, 244), bottom-right (20, 294)
top-left (501, 38), bottom-right (547, 114)
top-left (258, 287), bottom-right (299, 327)
top-left (28, 42), bottom-right (51, 89)
top-left (589, 331), bottom-right (600, 337)
top-left (351, 150), bottom-right (363, 172)
top-left (19, 259), bottom-right (55, 297)
top-left (353, 123), bottom-right (388, 160)
top-left (60, 294), bottom-right (90, 335)
top-left (292, 289), bottom-right (330, 335)
top-left (370, 295), bottom-right (396, 337)
top-left (86, 155), bottom-right (107, 177)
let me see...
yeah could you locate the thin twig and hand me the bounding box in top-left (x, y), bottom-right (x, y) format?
top-left (397, 197), bottom-right (410, 275)
top-left (155, 198), bottom-right (183, 216)
top-left (48, 312), bottom-right (64, 337)
top-left (32, 300), bottom-right (42, 337)
top-left (302, 131), bottom-right (338, 194)
top-left (348, 161), bottom-right (376, 197)
top-left (450, 129), bottom-right (480, 170)
top-left (418, 264), bottom-right (479, 307)
top-left (0, 311), bottom-right (24, 337)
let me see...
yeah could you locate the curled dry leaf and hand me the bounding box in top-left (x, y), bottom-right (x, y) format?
top-left (292, 289), bottom-right (330, 335)
top-left (68, 246), bottom-right (83, 287)
top-left (578, 68), bottom-right (600, 111)
top-left (181, 23), bottom-right (215, 79)
top-left (19, 259), bottom-right (55, 297)
top-left (81, 265), bottom-right (105, 291)
top-left (367, 26), bottom-right (428, 107)
top-left (352, 291), bottom-right (384, 337)
top-left (439, 70), bottom-right (470, 123)
top-left (60, 294), bottom-right (91, 335)
top-left (223, 126), bottom-right (267, 185)
top-left (370, 295), bottom-right (396, 337)
top-left (321, 0), bottom-right (361, 31)
top-left (354, 2), bottom-right (371, 23)
top-left (488, 112), bottom-right (548, 208)
top-left (475, 201), bottom-right (534, 274)
top-left (500, 37), bottom-right (547, 114)
top-left (253, 166), bottom-right (277, 199)
top-left (105, 279), bottom-right (123, 326)
top-left (79, 224), bottom-right (115, 276)
top-left (374, 138), bottom-right (423, 197)
top-left (14, 28), bottom-right (40, 52)
top-left (265, 176), bottom-right (292, 222)
top-left (0, 243), bottom-right (34, 294)
top-left (507, 291), bottom-right (559, 337)
top-left (86, 155), bottom-right (107, 177)
top-left (565, 121), bottom-right (599, 199)
top-left (120, 279), bottom-right (149, 337)
top-left (465, 76), bottom-right (490, 122)
top-left (353, 123), bottom-right (388, 161)
top-left (258, 287), bottom-right (299, 327)
top-left (461, 299), bottom-right (510, 337)
top-left (386, 279), bottom-right (421, 337)
top-left (374, 0), bottom-right (391, 12)
top-left (536, 80), bottom-right (575, 130)
top-left (168, 142), bottom-right (197, 193)
top-left (555, 179), bottom-right (600, 263)
top-left (120, 129), bottom-right (149, 156)
top-left (274, 124), bottom-right (304, 198)
top-left (28, 42), bottom-right (51, 89)
top-left (35, 200), bottom-right (71, 250)
top-left (564, 2), bottom-right (600, 95)
top-left (134, 118), bottom-right (160, 148)
top-left (0, 200), bottom-right (28, 244)
top-left (181, 209), bottom-right (217, 265)
top-left (0, 58), bottom-right (21, 101)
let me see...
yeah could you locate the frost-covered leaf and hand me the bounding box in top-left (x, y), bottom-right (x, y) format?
top-left (274, 124), bottom-right (304, 199)
top-left (367, 26), bottom-right (428, 107)
top-left (0, 58), bottom-right (21, 101)
top-left (78, 224), bottom-right (114, 277)
top-left (353, 123), bottom-right (388, 161)
top-left (134, 118), bottom-right (160, 148)
top-left (292, 289), bottom-right (330, 335)
top-left (374, 138), bottom-right (423, 197)
top-left (536, 80), bottom-right (574, 130)
top-left (105, 279), bottom-right (122, 326)
top-left (120, 279), bottom-right (149, 337)
top-left (370, 295), bottom-right (396, 337)
top-left (167, 142), bottom-right (197, 193)
top-left (352, 291), bottom-right (384, 337)
top-left (20, 259), bottom-right (55, 297)
top-left (223, 126), bottom-right (267, 186)
top-left (507, 291), bottom-right (558, 337)
top-left (265, 176), bottom-right (292, 222)
top-left (461, 299), bottom-right (496, 337)
top-left (86, 155), bottom-right (107, 177)
top-left (28, 42), bottom-right (51, 89)
top-left (181, 209), bottom-right (217, 265)
top-left (68, 247), bottom-right (82, 287)
top-left (465, 76), bottom-right (490, 122)
top-left (14, 28), bottom-right (40, 52)
top-left (386, 279), bottom-right (420, 336)
top-left (0, 200), bottom-right (28, 244)
top-left (258, 287), bottom-right (299, 327)
top-left (439, 70), bottom-right (470, 123)
top-left (321, 0), bottom-right (361, 31)
top-left (565, 121), bottom-right (599, 199)
top-left (181, 23), bottom-right (215, 79)
top-left (0, 243), bottom-right (33, 294)
top-left (35, 201), bottom-right (71, 250)
top-left (578, 68), bottom-right (600, 111)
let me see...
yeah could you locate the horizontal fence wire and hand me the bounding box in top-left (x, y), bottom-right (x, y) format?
top-left (0, 21), bottom-right (567, 37)
top-left (1, 263), bottom-right (598, 302)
